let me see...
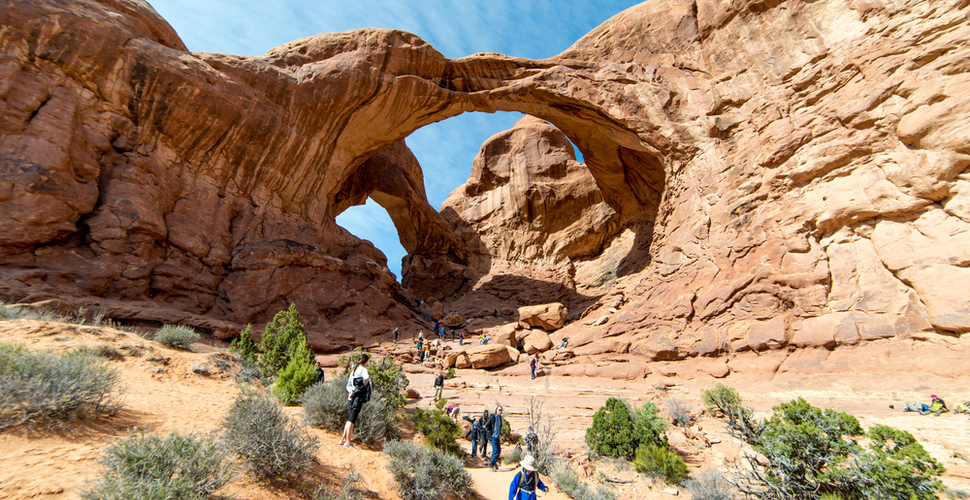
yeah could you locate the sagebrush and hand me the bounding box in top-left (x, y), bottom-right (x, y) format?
top-left (153, 325), bottom-right (199, 349)
top-left (411, 399), bottom-right (464, 457)
top-left (384, 440), bottom-right (473, 500)
top-left (633, 443), bottom-right (688, 485)
top-left (80, 429), bottom-right (235, 500)
top-left (684, 470), bottom-right (738, 500)
top-left (220, 389), bottom-right (319, 480)
top-left (549, 461), bottom-right (615, 500)
top-left (0, 343), bottom-right (120, 430)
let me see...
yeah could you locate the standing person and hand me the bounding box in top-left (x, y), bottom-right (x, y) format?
top-left (530, 354), bottom-right (538, 380)
top-left (392, 328), bottom-right (398, 343)
top-left (440, 325), bottom-right (446, 341)
top-left (416, 335), bottom-right (424, 363)
top-left (459, 330), bottom-right (466, 346)
top-left (463, 414), bottom-right (481, 458)
top-left (433, 371), bottom-right (445, 402)
top-left (478, 409), bottom-right (490, 457)
top-left (315, 361), bottom-right (326, 384)
top-left (451, 328), bottom-right (456, 342)
top-left (508, 455), bottom-right (548, 500)
top-left (338, 353), bottom-right (371, 448)
top-left (424, 344), bottom-right (431, 364)
top-left (487, 406), bottom-right (504, 470)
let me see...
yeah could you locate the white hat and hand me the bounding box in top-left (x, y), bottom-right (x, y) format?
top-left (521, 455), bottom-right (537, 471)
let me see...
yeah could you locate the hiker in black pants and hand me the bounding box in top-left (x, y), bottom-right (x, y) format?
top-left (478, 409), bottom-right (490, 457)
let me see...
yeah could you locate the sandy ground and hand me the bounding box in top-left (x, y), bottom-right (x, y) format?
top-left (1, 318), bottom-right (968, 499)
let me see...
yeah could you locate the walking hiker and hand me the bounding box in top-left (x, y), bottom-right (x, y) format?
top-left (486, 406), bottom-right (504, 470)
top-left (459, 330), bottom-right (466, 346)
top-left (338, 353), bottom-right (371, 448)
top-left (392, 328), bottom-right (398, 343)
top-left (416, 336), bottom-right (424, 363)
top-left (558, 337), bottom-right (568, 349)
top-left (451, 329), bottom-right (456, 342)
top-left (478, 409), bottom-right (490, 457)
top-left (315, 361), bottom-right (326, 384)
top-left (433, 371), bottom-right (445, 402)
top-left (508, 455), bottom-right (548, 500)
top-left (530, 354), bottom-right (538, 380)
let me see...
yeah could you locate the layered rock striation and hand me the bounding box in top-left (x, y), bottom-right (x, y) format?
top-left (1, 0), bottom-right (968, 361)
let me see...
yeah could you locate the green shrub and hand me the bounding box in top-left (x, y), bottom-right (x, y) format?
top-left (503, 446), bottom-right (526, 465)
top-left (411, 400), bottom-right (464, 457)
top-left (229, 324), bottom-right (259, 365)
top-left (549, 461), bottom-right (615, 500)
top-left (634, 443), bottom-right (688, 485)
top-left (274, 338), bottom-right (317, 405)
top-left (153, 325), bottom-right (199, 349)
top-left (701, 383), bottom-right (761, 443)
top-left (258, 304), bottom-right (309, 379)
top-left (0, 343), bottom-right (120, 430)
top-left (80, 429), bottom-right (235, 500)
top-left (585, 398), bottom-right (667, 460)
top-left (705, 387), bottom-right (946, 500)
top-left (445, 367), bottom-right (456, 379)
top-left (301, 375), bottom-right (398, 446)
top-left (384, 440), bottom-right (473, 500)
top-left (220, 389), bottom-right (319, 480)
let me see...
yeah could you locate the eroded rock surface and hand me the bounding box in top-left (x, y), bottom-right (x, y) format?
top-left (1, 0), bottom-right (969, 361)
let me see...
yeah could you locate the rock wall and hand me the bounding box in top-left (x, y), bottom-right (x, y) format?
top-left (1, 0), bottom-right (968, 359)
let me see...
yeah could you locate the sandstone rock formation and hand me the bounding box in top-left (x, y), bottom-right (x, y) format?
top-left (518, 303), bottom-right (568, 331)
top-left (1, 0), bottom-right (969, 366)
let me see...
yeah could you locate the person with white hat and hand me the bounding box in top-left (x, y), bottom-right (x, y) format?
top-left (508, 455), bottom-right (548, 500)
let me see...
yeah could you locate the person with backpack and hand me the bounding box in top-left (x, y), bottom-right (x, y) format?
top-left (459, 330), bottom-right (466, 346)
top-left (508, 455), bottom-right (548, 500)
top-left (416, 337), bottom-right (424, 363)
top-left (530, 354), bottom-right (538, 380)
top-left (338, 353), bottom-right (371, 448)
top-left (433, 371), bottom-right (445, 402)
top-left (463, 413), bottom-right (482, 457)
top-left (392, 328), bottom-right (398, 343)
top-left (486, 405), bottom-right (504, 470)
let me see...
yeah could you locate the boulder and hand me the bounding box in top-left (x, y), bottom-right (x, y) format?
top-left (466, 344), bottom-right (512, 369)
top-left (518, 303), bottom-right (568, 331)
top-left (441, 311), bottom-right (465, 327)
top-left (522, 330), bottom-right (554, 354)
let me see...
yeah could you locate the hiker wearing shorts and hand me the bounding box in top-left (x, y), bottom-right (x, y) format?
top-left (338, 353), bottom-right (370, 447)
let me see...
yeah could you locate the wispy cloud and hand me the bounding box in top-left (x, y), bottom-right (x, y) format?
top-left (148, 0), bottom-right (640, 277)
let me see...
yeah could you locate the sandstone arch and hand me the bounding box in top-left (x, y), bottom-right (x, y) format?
top-left (2, 0), bottom-right (969, 362)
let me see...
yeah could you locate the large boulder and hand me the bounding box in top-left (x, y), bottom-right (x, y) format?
top-left (466, 344), bottom-right (512, 369)
top-left (522, 330), bottom-right (554, 354)
top-left (518, 303), bottom-right (568, 331)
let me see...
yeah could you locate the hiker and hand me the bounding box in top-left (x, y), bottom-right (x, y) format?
top-left (338, 353), bottom-right (371, 448)
top-left (392, 328), bottom-right (398, 343)
top-left (424, 344), bottom-right (431, 364)
top-left (559, 337), bottom-right (568, 349)
top-left (463, 414), bottom-right (482, 458)
top-left (451, 328), bottom-right (456, 342)
top-left (530, 353), bottom-right (538, 380)
top-left (447, 403), bottom-right (461, 420)
top-left (440, 325), bottom-right (447, 340)
top-left (416, 337), bottom-right (425, 362)
top-left (509, 455), bottom-right (548, 500)
top-left (904, 395), bottom-right (949, 416)
top-left (486, 405), bottom-right (504, 470)
top-left (955, 400), bottom-right (970, 414)
top-left (314, 361), bottom-right (326, 384)
top-left (478, 409), bottom-right (491, 457)
top-left (459, 330), bottom-right (466, 346)
top-left (433, 371), bottom-right (445, 402)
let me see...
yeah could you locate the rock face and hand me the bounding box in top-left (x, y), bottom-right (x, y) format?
top-left (1, 0), bottom-right (969, 361)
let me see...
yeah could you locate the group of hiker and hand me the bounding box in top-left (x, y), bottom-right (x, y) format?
top-left (461, 405), bottom-right (506, 470)
top-left (903, 394), bottom-right (970, 418)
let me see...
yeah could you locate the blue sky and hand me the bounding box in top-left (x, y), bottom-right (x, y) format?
top-left (149, 0), bottom-right (642, 278)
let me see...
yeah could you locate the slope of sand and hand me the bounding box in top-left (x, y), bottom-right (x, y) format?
top-left (1, 318), bottom-right (968, 499)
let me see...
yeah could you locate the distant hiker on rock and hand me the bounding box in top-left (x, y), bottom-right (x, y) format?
top-left (451, 328), bottom-right (456, 342)
top-left (392, 328), bottom-right (398, 343)
top-left (424, 344), bottom-right (431, 363)
top-left (416, 337), bottom-right (425, 363)
top-left (530, 354), bottom-right (538, 380)
top-left (338, 353), bottom-right (370, 448)
top-left (459, 330), bottom-right (466, 346)
top-left (904, 394), bottom-right (949, 416)
top-left (486, 405), bottom-right (504, 470)
top-left (433, 371), bottom-right (445, 402)
top-left (447, 403), bottom-right (461, 420)
top-left (559, 337), bottom-right (568, 349)
top-left (315, 361), bottom-right (326, 384)
top-left (509, 455), bottom-right (548, 500)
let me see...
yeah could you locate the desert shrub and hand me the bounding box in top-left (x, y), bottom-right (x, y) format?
top-left (684, 470), bottom-right (738, 500)
top-left (634, 443), bottom-right (688, 485)
top-left (0, 343), bottom-right (120, 430)
top-left (384, 440), bottom-right (472, 500)
top-left (153, 325), bottom-right (199, 349)
top-left (549, 461), bottom-right (615, 500)
top-left (524, 397), bottom-right (559, 474)
top-left (80, 429), bottom-right (235, 500)
top-left (274, 338), bottom-right (317, 405)
top-left (701, 383), bottom-right (761, 443)
top-left (301, 375), bottom-right (398, 445)
top-left (229, 324), bottom-right (259, 365)
top-left (704, 386), bottom-right (945, 500)
top-left (314, 470), bottom-right (366, 500)
top-left (585, 398), bottom-right (667, 460)
top-left (503, 446), bottom-right (525, 465)
top-left (338, 349), bottom-right (409, 411)
top-left (258, 304), bottom-right (309, 379)
top-left (220, 389), bottom-right (319, 480)
top-left (665, 397), bottom-right (694, 427)
top-left (411, 399), bottom-right (464, 457)
top-left (445, 367), bottom-right (456, 379)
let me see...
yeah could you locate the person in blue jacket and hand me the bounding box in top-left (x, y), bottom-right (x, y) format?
top-left (487, 405), bottom-right (504, 470)
top-left (509, 455), bottom-right (548, 500)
